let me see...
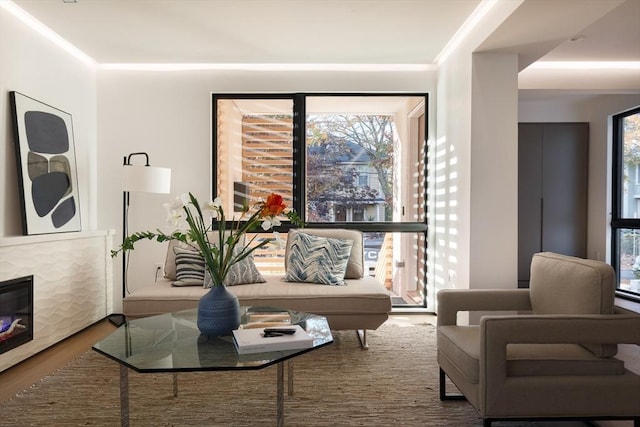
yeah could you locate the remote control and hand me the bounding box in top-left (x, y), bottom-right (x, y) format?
top-left (263, 328), bottom-right (297, 335)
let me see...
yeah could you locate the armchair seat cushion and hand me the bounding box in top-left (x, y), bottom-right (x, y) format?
top-left (438, 326), bottom-right (481, 384)
top-left (438, 325), bottom-right (625, 384)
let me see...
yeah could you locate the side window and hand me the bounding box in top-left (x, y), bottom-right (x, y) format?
top-left (611, 106), bottom-right (640, 298)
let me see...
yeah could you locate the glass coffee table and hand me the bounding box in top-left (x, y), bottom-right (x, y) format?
top-left (93, 306), bottom-right (333, 427)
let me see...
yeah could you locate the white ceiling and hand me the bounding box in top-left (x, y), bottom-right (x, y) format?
top-left (8, 0), bottom-right (640, 91)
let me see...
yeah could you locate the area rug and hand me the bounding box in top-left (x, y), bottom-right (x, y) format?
top-left (0, 323), bottom-right (585, 426)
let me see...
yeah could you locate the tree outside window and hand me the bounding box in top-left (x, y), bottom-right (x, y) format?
top-left (306, 114), bottom-right (393, 223)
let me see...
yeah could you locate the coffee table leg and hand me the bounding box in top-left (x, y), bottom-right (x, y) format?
top-left (287, 359), bottom-right (294, 396)
top-left (119, 364), bottom-right (130, 427)
top-left (277, 362), bottom-right (284, 427)
top-left (173, 373), bottom-right (178, 397)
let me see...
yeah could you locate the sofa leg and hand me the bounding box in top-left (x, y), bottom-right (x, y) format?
top-left (483, 419), bottom-right (492, 427)
top-left (355, 329), bottom-right (368, 349)
top-left (439, 368), bottom-right (465, 401)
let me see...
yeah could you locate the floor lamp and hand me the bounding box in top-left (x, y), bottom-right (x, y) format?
top-left (115, 152), bottom-right (171, 326)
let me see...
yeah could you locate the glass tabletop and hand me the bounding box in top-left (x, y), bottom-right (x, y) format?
top-left (92, 307), bottom-right (333, 373)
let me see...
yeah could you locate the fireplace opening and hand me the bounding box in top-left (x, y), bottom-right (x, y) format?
top-left (0, 275), bottom-right (34, 355)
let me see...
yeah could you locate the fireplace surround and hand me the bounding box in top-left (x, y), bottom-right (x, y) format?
top-left (0, 275), bottom-right (33, 355)
top-left (0, 230), bottom-right (113, 371)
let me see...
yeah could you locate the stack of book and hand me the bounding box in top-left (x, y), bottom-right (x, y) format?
top-left (232, 325), bottom-right (313, 354)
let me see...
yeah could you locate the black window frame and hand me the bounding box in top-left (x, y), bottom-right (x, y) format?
top-left (610, 105), bottom-right (640, 302)
top-left (211, 92), bottom-right (430, 307)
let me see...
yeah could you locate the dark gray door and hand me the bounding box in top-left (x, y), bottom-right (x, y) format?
top-left (518, 123), bottom-right (589, 287)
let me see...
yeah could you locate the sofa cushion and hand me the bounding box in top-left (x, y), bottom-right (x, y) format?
top-left (529, 252), bottom-right (617, 357)
top-left (286, 229), bottom-right (365, 279)
top-left (437, 325), bottom-right (625, 384)
top-left (222, 249), bottom-right (266, 287)
top-left (165, 240), bottom-right (191, 281)
top-left (173, 246), bottom-right (205, 285)
top-left (284, 232), bottom-right (353, 286)
top-left (122, 275), bottom-right (392, 330)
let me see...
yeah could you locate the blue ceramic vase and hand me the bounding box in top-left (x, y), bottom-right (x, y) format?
top-left (197, 278), bottom-right (241, 337)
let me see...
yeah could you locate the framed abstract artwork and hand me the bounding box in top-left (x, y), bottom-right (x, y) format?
top-left (9, 91), bottom-right (82, 235)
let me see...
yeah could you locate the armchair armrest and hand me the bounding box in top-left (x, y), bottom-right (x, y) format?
top-left (437, 289), bottom-right (532, 327)
top-left (480, 313), bottom-right (640, 409)
top-left (481, 314), bottom-right (640, 347)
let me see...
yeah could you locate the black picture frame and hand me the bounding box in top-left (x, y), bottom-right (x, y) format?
top-left (9, 91), bottom-right (82, 235)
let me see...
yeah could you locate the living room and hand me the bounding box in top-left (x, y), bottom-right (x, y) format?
top-left (0, 0), bottom-right (639, 425)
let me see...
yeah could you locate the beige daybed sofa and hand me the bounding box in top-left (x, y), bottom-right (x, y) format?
top-left (123, 229), bottom-right (392, 347)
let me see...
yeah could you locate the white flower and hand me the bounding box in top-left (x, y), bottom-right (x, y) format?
top-left (261, 216), bottom-right (281, 231)
top-left (270, 231), bottom-right (286, 250)
top-left (164, 195), bottom-right (186, 227)
top-left (206, 197), bottom-right (222, 219)
top-left (166, 210), bottom-right (182, 227)
top-left (164, 194), bottom-right (186, 211)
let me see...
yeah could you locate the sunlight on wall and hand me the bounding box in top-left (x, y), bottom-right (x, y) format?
top-left (429, 134), bottom-right (459, 300)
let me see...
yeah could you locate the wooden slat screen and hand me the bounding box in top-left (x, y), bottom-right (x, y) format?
top-left (241, 115), bottom-right (294, 207)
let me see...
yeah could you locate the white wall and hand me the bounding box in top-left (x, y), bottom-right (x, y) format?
top-left (519, 92), bottom-right (640, 263)
top-left (469, 52), bottom-right (519, 291)
top-left (97, 69), bottom-right (436, 312)
top-left (431, 1), bottom-right (522, 318)
top-left (0, 7), bottom-right (98, 236)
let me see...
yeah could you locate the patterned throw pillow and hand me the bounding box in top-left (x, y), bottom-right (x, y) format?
top-left (172, 246), bottom-right (205, 287)
top-left (284, 232), bottom-right (353, 286)
top-left (222, 248), bottom-right (266, 287)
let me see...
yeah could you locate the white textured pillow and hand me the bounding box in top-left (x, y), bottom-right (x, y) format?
top-left (222, 248), bottom-right (266, 287)
top-left (284, 232), bottom-right (353, 286)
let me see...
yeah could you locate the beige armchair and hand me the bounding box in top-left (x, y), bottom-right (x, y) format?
top-left (437, 252), bottom-right (640, 426)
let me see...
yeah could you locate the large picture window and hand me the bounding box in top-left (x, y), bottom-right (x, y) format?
top-left (611, 106), bottom-right (640, 300)
top-left (212, 93), bottom-right (428, 308)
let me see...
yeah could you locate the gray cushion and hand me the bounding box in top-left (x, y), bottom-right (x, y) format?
top-left (222, 248), bottom-right (266, 287)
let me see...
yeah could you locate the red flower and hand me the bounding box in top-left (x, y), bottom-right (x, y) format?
top-left (261, 193), bottom-right (286, 217)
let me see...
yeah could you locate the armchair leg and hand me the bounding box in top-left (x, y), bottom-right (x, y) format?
top-left (439, 368), bottom-right (465, 401)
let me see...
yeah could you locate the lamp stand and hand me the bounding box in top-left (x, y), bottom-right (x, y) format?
top-left (115, 152), bottom-right (171, 328)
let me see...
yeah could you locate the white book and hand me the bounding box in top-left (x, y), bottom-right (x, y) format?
top-left (232, 325), bottom-right (314, 354)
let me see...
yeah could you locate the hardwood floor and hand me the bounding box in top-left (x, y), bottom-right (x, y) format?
top-left (0, 318), bottom-right (117, 403)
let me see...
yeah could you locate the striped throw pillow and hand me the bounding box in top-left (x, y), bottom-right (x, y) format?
top-left (172, 246), bottom-right (205, 286)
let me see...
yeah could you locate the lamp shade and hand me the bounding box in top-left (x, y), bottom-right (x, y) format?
top-left (123, 165), bottom-right (171, 194)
